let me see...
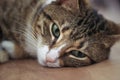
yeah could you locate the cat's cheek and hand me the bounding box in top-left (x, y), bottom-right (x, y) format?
top-left (59, 59), bottom-right (64, 67)
top-left (37, 45), bottom-right (49, 66)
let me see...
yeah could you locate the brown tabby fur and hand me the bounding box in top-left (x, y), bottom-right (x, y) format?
top-left (0, 0), bottom-right (120, 67)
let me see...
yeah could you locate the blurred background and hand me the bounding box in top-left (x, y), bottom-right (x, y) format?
top-left (89, 0), bottom-right (120, 24)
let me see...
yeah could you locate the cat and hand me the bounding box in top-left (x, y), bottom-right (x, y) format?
top-left (0, 0), bottom-right (120, 67)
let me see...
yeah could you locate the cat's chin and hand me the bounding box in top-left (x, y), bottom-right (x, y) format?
top-left (37, 45), bottom-right (61, 68)
top-left (45, 60), bottom-right (61, 68)
top-left (38, 59), bottom-right (61, 68)
top-left (37, 55), bottom-right (61, 68)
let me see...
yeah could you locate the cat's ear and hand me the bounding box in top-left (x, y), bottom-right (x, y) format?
top-left (57, 0), bottom-right (90, 13)
top-left (103, 35), bottom-right (120, 48)
top-left (104, 22), bottom-right (120, 48)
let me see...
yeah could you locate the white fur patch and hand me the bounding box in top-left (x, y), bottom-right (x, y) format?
top-left (45, 0), bottom-right (56, 5)
top-left (1, 41), bottom-right (15, 57)
top-left (47, 44), bottom-right (66, 62)
top-left (46, 44), bottom-right (66, 67)
top-left (37, 41), bottom-right (66, 67)
top-left (37, 45), bottom-right (49, 66)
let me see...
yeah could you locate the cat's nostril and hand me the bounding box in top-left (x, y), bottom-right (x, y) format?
top-left (46, 55), bottom-right (56, 63)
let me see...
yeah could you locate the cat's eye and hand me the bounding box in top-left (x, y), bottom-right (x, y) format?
top-left (70, 50), bottom-right (86, 58)
top-left (51, 23), bottom-right (60, 38)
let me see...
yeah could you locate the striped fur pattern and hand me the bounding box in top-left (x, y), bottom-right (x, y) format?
top-left (0, 0), bottom-right (120, 67)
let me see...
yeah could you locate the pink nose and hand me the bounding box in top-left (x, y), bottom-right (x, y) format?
top-left (46, 55), bottom-right (56, 63)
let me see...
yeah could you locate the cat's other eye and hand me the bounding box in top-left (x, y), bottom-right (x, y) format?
top-left (70, 50), bottom-right (86, 58)
top-left (51, 23), bottom-right (60, 38)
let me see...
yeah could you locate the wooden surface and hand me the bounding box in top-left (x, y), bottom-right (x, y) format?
top-left (0, 42), bottom-right (120, 80)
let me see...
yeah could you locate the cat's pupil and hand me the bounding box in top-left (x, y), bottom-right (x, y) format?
top-left (52, 23), bottom-right (60, 38)
top-left (70, 50), bottom-right (86, 58)
top-left (55, 29), bottom-right (59, 36)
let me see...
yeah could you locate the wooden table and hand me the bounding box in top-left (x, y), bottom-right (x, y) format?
top-left (0, 42), bottom-right (120, 80)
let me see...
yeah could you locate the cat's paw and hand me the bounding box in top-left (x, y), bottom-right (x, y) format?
top-left (0, 50), bottom-right (9, 63)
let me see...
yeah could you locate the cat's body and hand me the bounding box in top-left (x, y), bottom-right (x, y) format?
top-left (0, 0), bottom-right (51, 58)
top-left (0, 0), bottom-right (45, 56)
top-left (0, 0), bottom-right (120, 67)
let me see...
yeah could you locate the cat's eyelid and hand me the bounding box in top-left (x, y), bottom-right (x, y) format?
top-left (66, 47), bottom-right (90, 58)
top-left (69, 55), bottom-right (88, 60)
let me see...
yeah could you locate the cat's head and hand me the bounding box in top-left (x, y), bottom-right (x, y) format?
top-left (33, 0), bottom-right (120, 67)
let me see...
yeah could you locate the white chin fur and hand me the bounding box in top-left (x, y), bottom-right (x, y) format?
top-left (37, 45), bottom-right (61, 67)
top-left (37, 45), bottom-right (49, 66)
top-left (37, 42), bottom-right (67, 67)
top-left (46, 60), bottom-right (61, 67)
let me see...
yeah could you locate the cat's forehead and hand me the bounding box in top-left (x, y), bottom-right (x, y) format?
top-left (43, 3), bottom-right (108, 41)
top-left (43, 4), bottom-right (77, 24)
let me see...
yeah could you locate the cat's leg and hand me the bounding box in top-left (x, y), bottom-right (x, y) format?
top-left (0, 40), bottom-right (27, 63)
top-left (0, 46), bottom-right (9, 63)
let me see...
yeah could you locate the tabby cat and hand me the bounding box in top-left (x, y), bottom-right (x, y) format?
top-left (0, 0), bottom-right (120, 67)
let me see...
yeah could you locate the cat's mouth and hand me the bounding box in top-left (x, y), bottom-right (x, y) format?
top-left (38, 57), bottom-right (61, 68)
top-left (45, 59), bottom-right (61, 67)
top-left (37, 44), bottom-right (65, 67)
top-left (43, 52), bottom-right (62, 67)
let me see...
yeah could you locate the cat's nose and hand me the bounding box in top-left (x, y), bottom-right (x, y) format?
top-left (46, 54), bottom-right (56, 63)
